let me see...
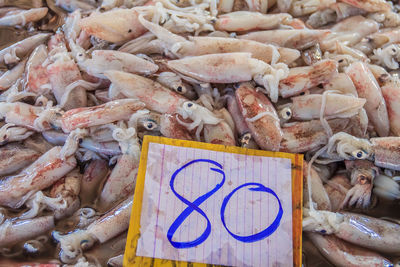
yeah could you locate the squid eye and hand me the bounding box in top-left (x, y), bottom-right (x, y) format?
top-left (186, 102), bottom-right (195, 109)
top-left (175, 86), bottom-right (186, 94)
top-left (280, 107), bottom-right (292, 120)
top-left (358, 175), bottom-right (369, 185)
top-left (240, 133), bottom-right (252, 146)
top-left (80, 240), bottom-right (91, 250)
top-left (352, 150), bottom-right (368, 159)
top-left (144, 120), bottom-right (157, 130)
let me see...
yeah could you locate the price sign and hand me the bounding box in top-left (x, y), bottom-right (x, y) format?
top-left (124, 136), bottom-right (303, 267)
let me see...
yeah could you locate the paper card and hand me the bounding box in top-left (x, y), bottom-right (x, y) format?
top-left (124, 136), bottom-right (303, 267)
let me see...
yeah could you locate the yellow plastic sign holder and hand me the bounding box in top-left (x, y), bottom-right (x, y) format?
top-left (124, 136), bottom-right (303, 267)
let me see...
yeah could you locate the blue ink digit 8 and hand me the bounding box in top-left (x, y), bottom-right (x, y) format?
top-left (220, 183), bottom-right (283, 243)
top-left (167, 159), bottom-right (226, 249)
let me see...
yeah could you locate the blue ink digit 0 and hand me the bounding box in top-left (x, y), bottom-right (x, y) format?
top-left (220, 183), bottom-right (283, 243)
top-left (167, 159), bottom-right (226, 249)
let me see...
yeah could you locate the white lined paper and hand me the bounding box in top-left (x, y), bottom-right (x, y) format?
top-left (136, 142), bottom-right (293, 266)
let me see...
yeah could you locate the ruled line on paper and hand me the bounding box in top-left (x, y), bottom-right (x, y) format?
top-left (136, 143), bottom-right (294, 267)
top-left (152, 144), bottom-right (165, 259)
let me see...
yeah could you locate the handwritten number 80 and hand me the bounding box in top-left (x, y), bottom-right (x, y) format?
top-left (167, 159), bottom-right (283, 249)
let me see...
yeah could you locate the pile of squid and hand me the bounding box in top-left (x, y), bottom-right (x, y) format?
top-left (1, 0), bottom-right (400, 266)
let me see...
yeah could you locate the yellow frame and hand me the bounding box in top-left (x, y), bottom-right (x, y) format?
top-left (124, 136), bottom-right (303, 267)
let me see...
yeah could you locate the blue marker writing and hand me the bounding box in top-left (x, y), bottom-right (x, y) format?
top-left (167, 159), bottom-right (225, 249)
top-left (220, 183), bottom-right (283, 243)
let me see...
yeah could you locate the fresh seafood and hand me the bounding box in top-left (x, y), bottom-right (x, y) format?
top-left (0, 143), bottom-right (40, 176)
top-left (168, 53), bottom-right (289, 102)
top-left (238, 29), bottom-right (330, 50)
top-left (0, 33), bottom-right (51, 66)
top-left (60, 99), bottom-right (146, 132)
top-left (204, 119), bottom-right (236, 145)
top-left (98, 122), bottom-right (140, 211)
top-left (1, 0), bottom-right (400, 266)
top-left (24, 44), bottom-right (49, 94)
top-left (0, 146), bottom-right (76, 209)
top-left (159, 113), bottom-right (193, 140)
top-left (138, 16), bottom-right (300, 64)
top-left (303, 162), bottom-right (332, 211)
top-left (320, 15), bottom-right (380, 50)
top-left (0, 7), bottom-right (48, 27)
top-left (280, 118), bottom-right (350, 153)
top-left (226, 90), bottom-right (259, 148)
top-left (324, 173), bottom-right (352, 212)
top-left (235, 82), bottom-right (282, 151)
top-left (0, 59), bottom-right (27, 90)
top-left (79, 8), bottom-right (147, 43)
top-left (307, 233), bottom-right (392, 267)
top-left (105, 70), bottom-right (187, 114)
top-left (46, 33), bottom-right (88, 110)
top-left (78, 50), bottom-right (159, 79)
top-left (80, 159), bottom-right (109, 206)
top-left (279, 59), bottom-right (338, 98)
top-left (0, 215), bottom-right (55, 248)
top-left (378, 72), bottom-right (400, 136)
top-left (346, 61), bottom-right (390, 137)
top-left (215, 11), bottom-right (292, 31)
top-left (54, 196), bottom-right (133, 263)
top-left (304, 210), bottom-right (400, 255)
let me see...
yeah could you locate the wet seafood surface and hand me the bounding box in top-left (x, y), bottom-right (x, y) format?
top-left (1, 0), bottom-right (400, 266)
